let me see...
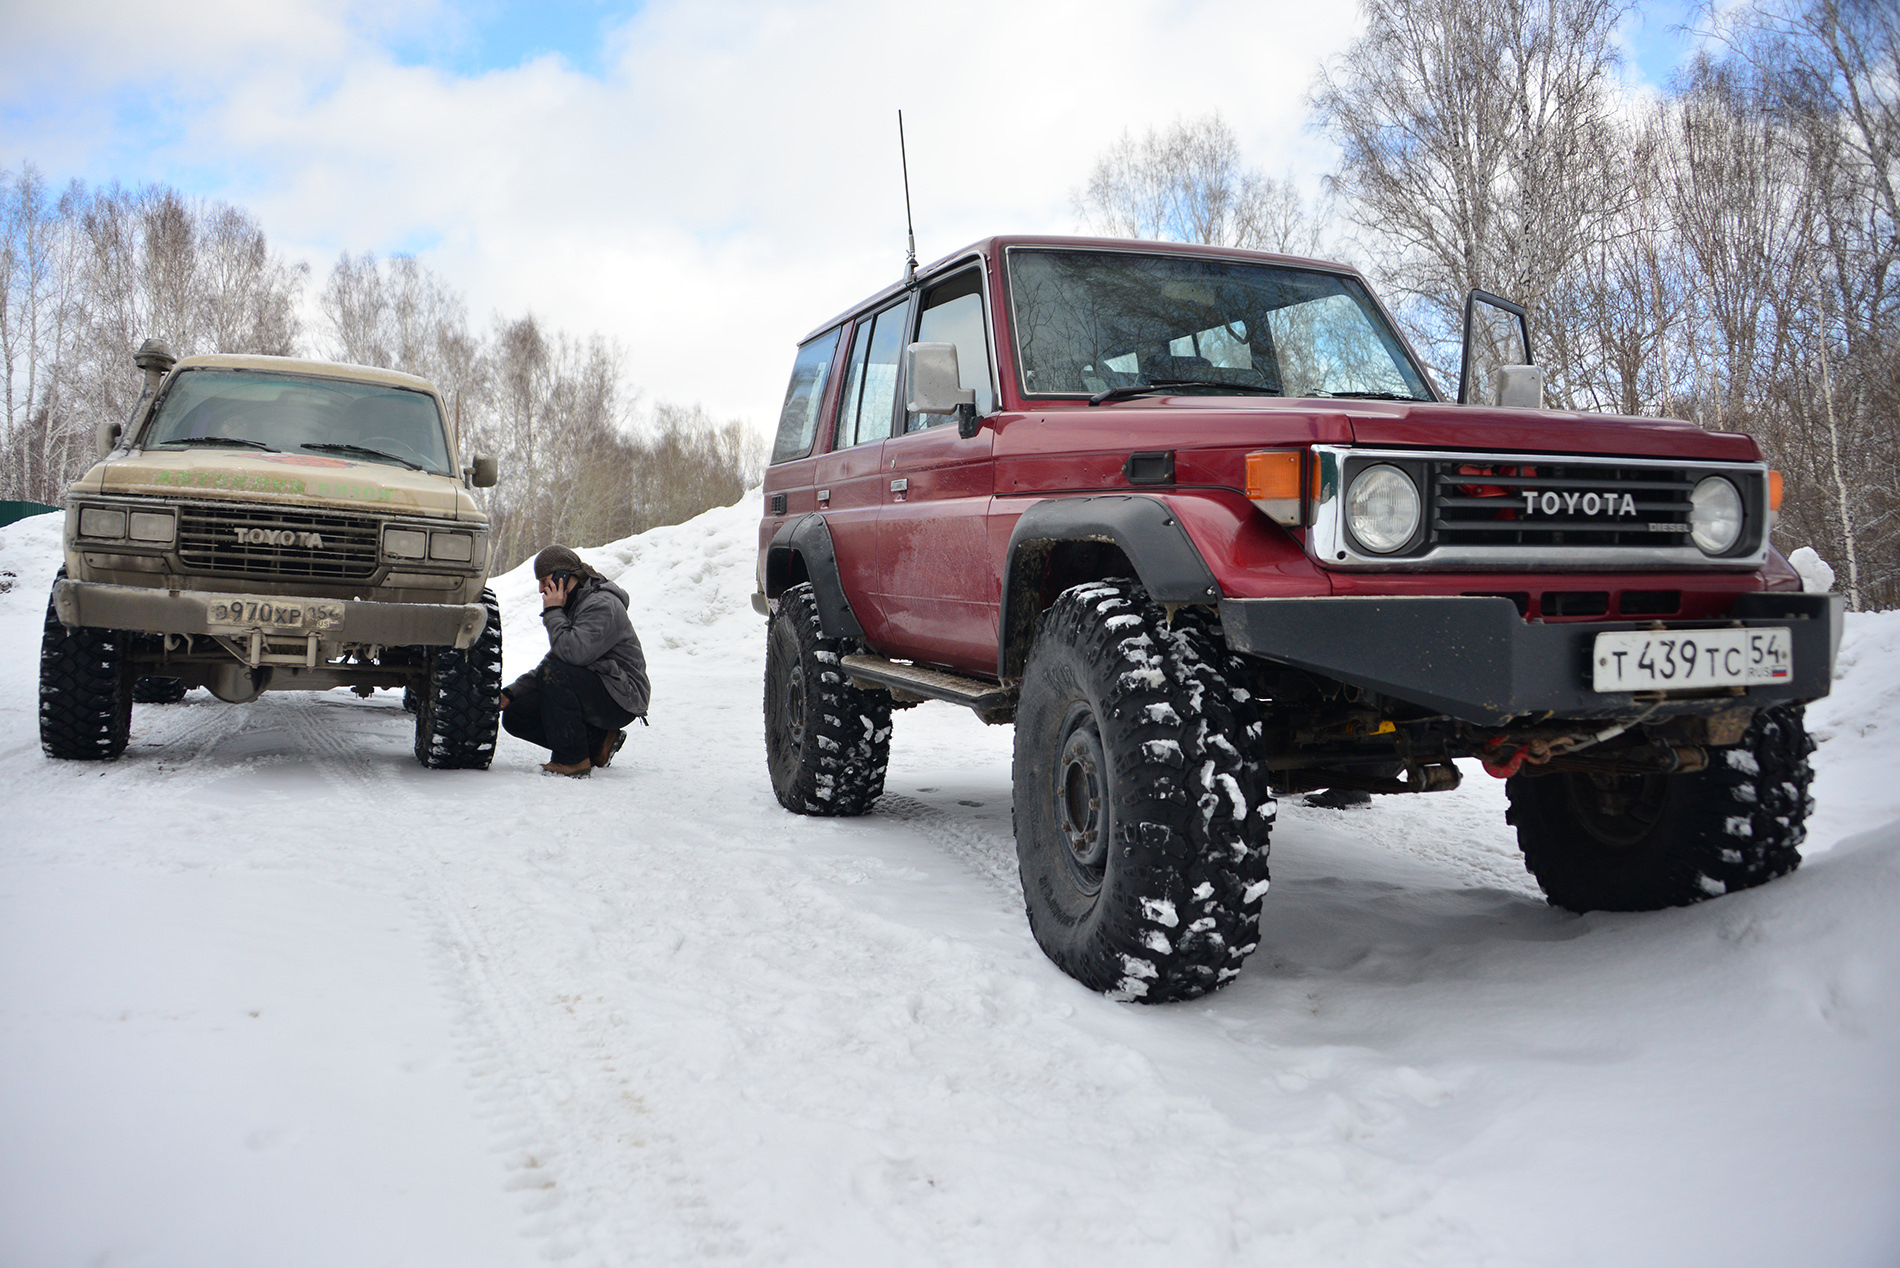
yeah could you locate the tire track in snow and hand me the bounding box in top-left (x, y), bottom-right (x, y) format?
top-left (874, 793), bottom-right (1021, 898)
top-left (285, 704), bottom-right (742, 1265)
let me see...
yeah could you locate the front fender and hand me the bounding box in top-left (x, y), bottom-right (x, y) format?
top-left (998, 495), bottom-right (1218, 680)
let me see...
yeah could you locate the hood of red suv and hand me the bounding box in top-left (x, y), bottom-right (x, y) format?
top-left (1018, 395), bottom-right (1759, 463)
top-left (1332, 398), bottom-right (1758, 461)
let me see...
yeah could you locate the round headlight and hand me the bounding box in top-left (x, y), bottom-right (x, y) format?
top-left (1346, 464), bottom-right (1421, 554)
top-left (1689, 476), bottom-right (1744, 553)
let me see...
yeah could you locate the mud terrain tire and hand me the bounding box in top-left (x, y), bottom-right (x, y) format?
top-left (133, 675), bottom-right (188, 704)
top-left (764, 583), bottom-right (891, 815)
top-left (40, 570), bottom-right (133, 760)
top-left (1507, 704), bottom-right (1812, 912)
top-left (414, 588), bottom-right (502, 770)
top-left (1013, 579), bottom-right (1274, 1003)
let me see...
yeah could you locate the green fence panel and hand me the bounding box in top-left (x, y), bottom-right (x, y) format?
top-left (0, 501), bottom-right (59, 528)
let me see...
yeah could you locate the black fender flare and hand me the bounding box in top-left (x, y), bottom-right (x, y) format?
top-left (764, 513), bottom-right (866, 641)
top-left (998, 495), bottom-right (1220, 680)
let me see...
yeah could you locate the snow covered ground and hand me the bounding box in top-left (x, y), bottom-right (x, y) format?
top-left (1, 499), bottom-right (1895, 1268)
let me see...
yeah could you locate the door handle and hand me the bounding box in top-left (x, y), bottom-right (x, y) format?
top-left (817, 488), bottom-right (830, 506)
top-left (890, 478), bottom-right (908, 493)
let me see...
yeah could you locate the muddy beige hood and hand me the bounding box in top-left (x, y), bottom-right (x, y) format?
top-left (78, 449), bottom-right (483, 520)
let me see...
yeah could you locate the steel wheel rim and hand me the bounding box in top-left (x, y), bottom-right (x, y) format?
top-left (1054, 704), bottom-right (1109, 893)
top-left (1565, 771), bottom-right (1669, 850)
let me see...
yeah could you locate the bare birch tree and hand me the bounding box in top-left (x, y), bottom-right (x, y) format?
top-left (1074, 113), bottom-right (1324, 255)
top-left (1312, 0), bottom-right (1634, 404)
top-left (0, 174), bottom-right (306, 502)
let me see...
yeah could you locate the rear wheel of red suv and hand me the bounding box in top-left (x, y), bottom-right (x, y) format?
top-left (1013, 579), bottom-right (1273, 1002)
top-left (1507, 704), bottom-right (1811, 911)
top-left (764, 583), bottom-right (891, 816)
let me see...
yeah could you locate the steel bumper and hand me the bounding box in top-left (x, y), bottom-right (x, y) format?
top-left (53, 579), bottom-right (487, 649)
top-left (1216, 591), bottom-right (1843, 726)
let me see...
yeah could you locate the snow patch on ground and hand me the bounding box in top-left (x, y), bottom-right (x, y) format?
top-left (2, 500), bottom-right (1896, 1267)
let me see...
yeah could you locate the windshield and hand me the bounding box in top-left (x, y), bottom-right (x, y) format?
top-left (1007, 249), bottom-right (1433, 402)
top-left (141, 368), bottom-right (454, 475)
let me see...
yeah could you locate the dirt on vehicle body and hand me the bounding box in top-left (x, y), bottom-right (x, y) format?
top-left (755, 235), bottom-right (1842, 1003)
top-left (41, 342), bottom-right (504, 769)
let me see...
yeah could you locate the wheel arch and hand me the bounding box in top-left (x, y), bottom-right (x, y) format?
top-left (998, 495), bottom-right (1221, 681)
top-left (763, 513), bottom-right (866, 641)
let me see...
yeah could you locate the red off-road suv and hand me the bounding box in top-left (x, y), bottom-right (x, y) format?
top-left (753, 236), bottom-right (1841, 1003)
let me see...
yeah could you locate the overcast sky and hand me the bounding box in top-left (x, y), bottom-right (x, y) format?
top-left (1, 0), bottom-right (1699, 434)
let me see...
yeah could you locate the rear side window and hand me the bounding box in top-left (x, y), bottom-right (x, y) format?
top-left (833, 299), bottom-right (910, 450)
top-left (770, 328), bottom-right (841, 463)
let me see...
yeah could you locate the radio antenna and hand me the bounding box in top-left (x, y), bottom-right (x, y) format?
top-left (898, 110), bottom-right (918, 286)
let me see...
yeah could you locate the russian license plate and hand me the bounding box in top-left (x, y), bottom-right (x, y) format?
top-left (206, 597), bottom-right (345, 634)
top-left (1591, 627), bottom-right (1792, 692)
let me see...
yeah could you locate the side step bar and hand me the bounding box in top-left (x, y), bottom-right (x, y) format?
top-left (839, 654), bottom-right (1017, 722)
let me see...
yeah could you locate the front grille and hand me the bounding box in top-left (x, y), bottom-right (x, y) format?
top-left (1429, 461), bottom-right (1695, 549)
top-left (178, 504), bottom-right (380, 581)
top-left (1310, 445), bottom-right (1767, 569)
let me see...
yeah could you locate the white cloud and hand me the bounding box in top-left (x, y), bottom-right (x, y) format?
top-left (2, 0), bottom-right (1364, 432)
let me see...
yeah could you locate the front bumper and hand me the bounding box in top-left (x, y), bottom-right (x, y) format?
top-left (1217, 591), bottom-right (1842, 726)
top-left (53, 579), bottom-right (487, 649)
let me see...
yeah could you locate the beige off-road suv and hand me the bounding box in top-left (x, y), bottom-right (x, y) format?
top-left (39, 339), bottom-right (504, 768)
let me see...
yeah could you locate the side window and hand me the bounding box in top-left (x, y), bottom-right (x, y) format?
top-left (770, 327), bottom-right (841, 463)
top-left (907, 269), bottom-right (994, 432)
top-left (833, 299), bottom-right (909, 449)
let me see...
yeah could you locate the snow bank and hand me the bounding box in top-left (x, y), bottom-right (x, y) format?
top-left (493, 495), bottom-right (765, 684)
top-left (1807, 607), bottom-right (1900, 854)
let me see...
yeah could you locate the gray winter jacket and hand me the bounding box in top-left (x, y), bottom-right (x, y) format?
top-left (508, 577), bottom-right (650, 717)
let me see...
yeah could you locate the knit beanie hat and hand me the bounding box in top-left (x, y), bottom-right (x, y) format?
top-left (532, 545), bottom-right (603, 581)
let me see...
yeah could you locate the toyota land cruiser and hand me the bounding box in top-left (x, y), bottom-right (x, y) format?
top-left (754, 236), bottom-right (1841, 1002)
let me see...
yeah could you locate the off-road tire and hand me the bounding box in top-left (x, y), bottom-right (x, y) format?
top-left (1013, 579), bottom-right (1274, 1003)
top-left (414, 589), bottom-right (502, 770)
top-left (39, 570), bottom-right (134, 760)
top-left (764, 583), bottom-right (891, 815)
top-left (133, 675), bottom-right (188, 704)
top-left (1507, 704), bottom-right (1812, 912)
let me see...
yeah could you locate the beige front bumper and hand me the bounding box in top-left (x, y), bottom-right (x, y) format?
top-left (53, 579), bottom-right (487, 649)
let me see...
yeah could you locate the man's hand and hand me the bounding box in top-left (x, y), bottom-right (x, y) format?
top-left (540, 574), bottom-right (578, 611)
top-left (498, 691), bottom-right (511, 710)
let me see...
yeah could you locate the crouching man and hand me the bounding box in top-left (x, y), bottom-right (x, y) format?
top-left (500, 546), bottom-right (650, 777)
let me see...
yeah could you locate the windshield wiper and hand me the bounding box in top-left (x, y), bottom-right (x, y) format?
top-left (301, 442), bottom-right (425, 472)
top-left (153, 436), bottom-right (277, 451)
top-left (1313, 390), bottom-right (1429, 401)
top-left (1088, 380), bottom-right (1283, 406)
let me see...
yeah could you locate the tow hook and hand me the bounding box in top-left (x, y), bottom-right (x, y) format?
top-left (1480, 706), bottom-right (1667, 779)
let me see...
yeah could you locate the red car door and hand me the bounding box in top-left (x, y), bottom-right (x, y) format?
top-left (815, 296), bottom-right (911, 644)
top-left (875, 267), bottom-right (1000, 675)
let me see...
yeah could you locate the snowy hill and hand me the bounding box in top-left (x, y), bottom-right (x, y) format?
top-left (1, 499), bottom-right (1896, 1267)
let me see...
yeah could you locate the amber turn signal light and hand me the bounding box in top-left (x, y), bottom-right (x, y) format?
top-left (1768, 469), bottom-right (1783, 512)
top-left (1246, 450), bottom-right (1306, 526)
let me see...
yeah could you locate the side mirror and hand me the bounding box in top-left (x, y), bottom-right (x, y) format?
top-left (95, 419), bottom-right (123, 459)
top-left (905, 342), bottom-right (981, 439)
top-left (1494, 364), bottom-right (1543, 409)
top-left (1458, 289), bottom-right (1533, 406)
top-left (469, 454), bottom-right (499, 488)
